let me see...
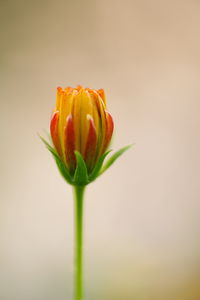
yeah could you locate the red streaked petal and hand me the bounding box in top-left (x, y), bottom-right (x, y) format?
top-left (84, 115), bottom-right (97, 170)
top-left (64, 114), bottom-right (76, 171)
top-left (50, 111), bottom-right (62, 156)
top-left (103, 111), bottom-right (114, 152)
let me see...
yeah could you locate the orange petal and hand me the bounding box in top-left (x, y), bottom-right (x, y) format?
top-left (97, 89), bottom-right (106, 106)
top-left (64, 115), bottom-right (76, 171)
top-left (103, 111), bottom-right (114, 152)
top-left (76, 85), bottom-right (83, 91)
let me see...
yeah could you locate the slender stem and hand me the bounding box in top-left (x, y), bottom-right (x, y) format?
top-left (73, 185), bottom-right (85, 300)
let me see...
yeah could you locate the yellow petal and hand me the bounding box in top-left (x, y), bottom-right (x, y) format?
top-left (56, 87), bottom-right (62, 111)
top-left (91, 90), bottom-right (106, 158)
top-left (80, 90), bottom-right (93, 154)
top-left (58, 90), bottom-right (75, 161)
top-left (72, 90), bottom-right (82, 151)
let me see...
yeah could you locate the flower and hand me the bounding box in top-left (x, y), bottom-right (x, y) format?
top-left (40, 85), bottom-right (131, 185)
top-left (50, 85), bottom-right (114, 174)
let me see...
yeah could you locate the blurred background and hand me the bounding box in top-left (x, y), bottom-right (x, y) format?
top-left (1, 0), bottom-right (200, 299)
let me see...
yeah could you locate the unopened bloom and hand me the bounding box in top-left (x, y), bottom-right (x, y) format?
top-left (50, 86), bottom-right (114, 174)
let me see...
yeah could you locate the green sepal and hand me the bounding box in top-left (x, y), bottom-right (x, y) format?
top-left (73, 151), bottom-right (89, 186)
top-left (54, 156), bottom-right (73, 185)
top-left (88, 150), bottom-right (112, 182)
top-left (100, 144), bottom-right (133, 175)
top-left (39, 135), bottom-right (73, 184)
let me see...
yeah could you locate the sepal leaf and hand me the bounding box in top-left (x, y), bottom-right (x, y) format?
top-left (100, 144), bottom-right (133, 175)
top-left (73, 151), bottom-right (89, 186)
top-left (39, 135), bottom-right (73, 184)
top-left (54, 156), bottom-right (73, 184)
top-left (88, 150), bottom-right (112, 182)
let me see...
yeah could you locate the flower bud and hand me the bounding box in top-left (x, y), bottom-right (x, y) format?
top-left (50, 86), bottom-right (114, 174)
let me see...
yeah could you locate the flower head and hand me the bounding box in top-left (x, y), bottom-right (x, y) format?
top-left (50, 86), bottom-right (114, 174)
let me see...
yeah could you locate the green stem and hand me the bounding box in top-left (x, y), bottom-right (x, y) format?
top-left (73, 185), bottom-right (85, 300)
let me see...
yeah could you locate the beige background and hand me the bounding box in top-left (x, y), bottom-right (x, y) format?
top-left (1, 0), bottom-right (200, 299)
